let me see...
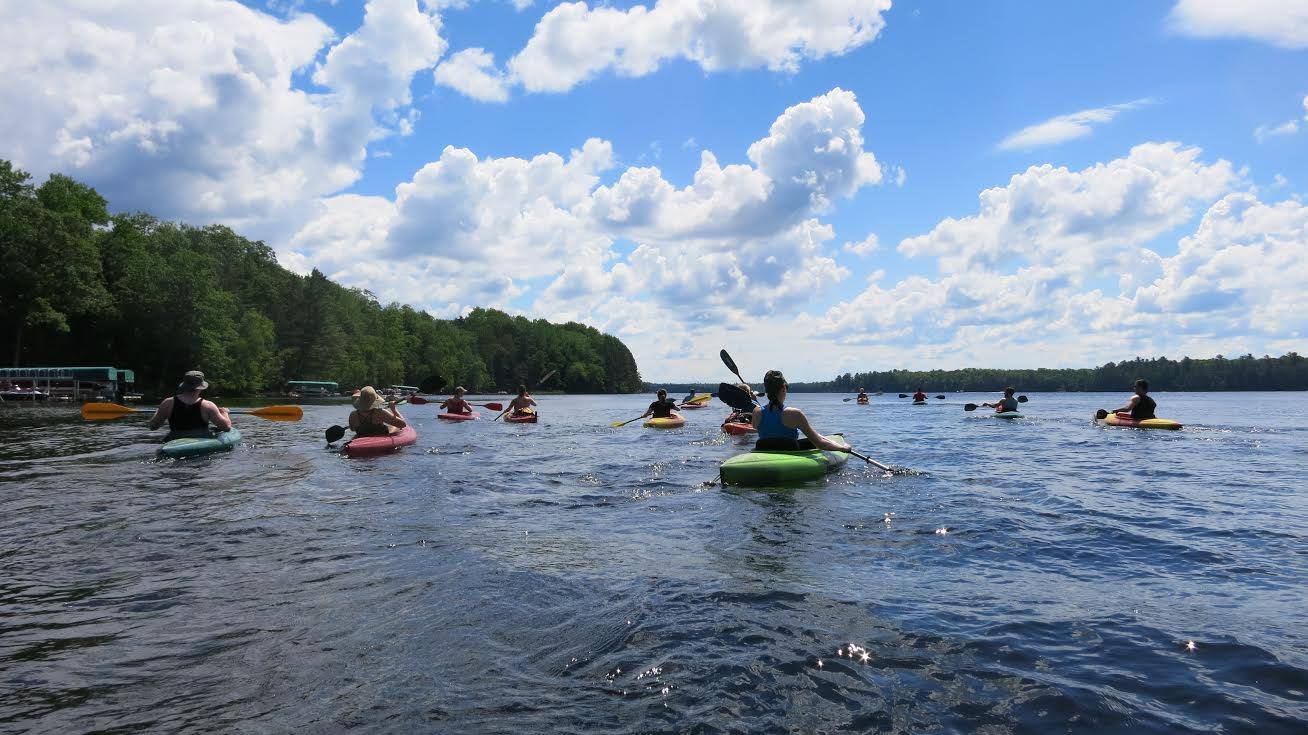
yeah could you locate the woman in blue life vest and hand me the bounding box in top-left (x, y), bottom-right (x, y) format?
top-left (752, 370), bottom-right (846, 451)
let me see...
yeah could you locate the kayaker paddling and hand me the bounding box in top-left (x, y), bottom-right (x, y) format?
top-left (507, 385), bottom-right (537, 418)
top-left (752, 370), bottom-right (845, 452)
top-left (440, 387), bottom-right (475, 415)
top-left (982, 387), bottom-right (1020, 414)
top-left (639, 388), bottom-right (681, 422)
top-left (148, 370), bottom-right (232, 434)
top-left (1107, 378), bottom-right (1157, 420)
top-left (912, 387), bottom-right (927, 402)
top-left (349, 386), bottom-right (407, 437)
top-left (857, 387), bottom-right (868, 402)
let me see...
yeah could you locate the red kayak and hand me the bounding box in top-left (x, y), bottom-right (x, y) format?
top-left (679, 402), bottom-right (707, 410)
top-left (505, 409), bottom-right (538, 424)
top-left (343, 426), bottom-right (418, 458)
top-left (438, 412), bottom-right (478, 421)
top-left (722, 421), bottom-right (755, 435)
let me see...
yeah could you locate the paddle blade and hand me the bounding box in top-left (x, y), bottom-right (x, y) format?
top-left (935, 395), bottom-right (946, 400)
top-left (1018, 395), bottom-right (1029, 403)
top-left (898, 394), bottom-right (908, 398)
top-left (325, 425), bottom-right (346, 444)
top-left (482, 403), bottom-right (503, 411)
top-left (81, 402), bottom-right (137, 419)
top-left (535, 370), bottom-right (559, 388)
top-left (716, 382), bottom-right (755, 411)
top-left (964, 403), bottom-right (978, 411)
top-left (247, 405), bottom-right (303, 420)
top-left (418, 374), bottom-right (447, 394)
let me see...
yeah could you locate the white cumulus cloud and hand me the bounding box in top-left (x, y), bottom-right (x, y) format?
top-left (899, 142), bottom-right (1238, 275)
top-left (1169, 0), bottom-right (1308, 48)
top-left (436, 0), bottom-right (891, 100)
top-left (815, 144), bottom-right (1306, 368)
top-left (0, 0), bottom-right (444, 237)
top-left (434, 48), bottom-right (511, 102)
top-left (288, 88), bottom-right (882, 326)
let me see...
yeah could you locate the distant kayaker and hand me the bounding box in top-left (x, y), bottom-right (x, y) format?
top-left (440, 387), bottom-right (474, 415)
top-left (1109, 379), bottom-right (1157, 420)
top-left (913, 388), bottom-right (927, 402)
top-left (857, 387), bottom-right (868, 401)
top-left (982, 387), bottom-right (1019, 414)
top-left (348, 386), bottom-right (407, 437)
top-left (507, 385), bottom-right (537, 417)
top-left (640, 389), bottom-right (681, 421)
top-left (752, 370), bottom-right (846, 452)
top-left (148, 370), bottom-right (232, 434)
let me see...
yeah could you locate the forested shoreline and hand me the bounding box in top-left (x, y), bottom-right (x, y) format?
top-left (0, 161), bottom-right (642, 395)
top-left (653, 353), bottom-right (1308, 393)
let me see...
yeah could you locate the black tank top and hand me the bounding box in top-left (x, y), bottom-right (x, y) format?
top-left (1132, 394), bottom-right (1157, 420)
top-left (168, 395), bottom-right (207, 431)
top-left (649, 399), bottom-right (677, 418)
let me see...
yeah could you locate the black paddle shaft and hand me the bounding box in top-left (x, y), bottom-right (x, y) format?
top-left (719, 349), bottom-right (748, 385)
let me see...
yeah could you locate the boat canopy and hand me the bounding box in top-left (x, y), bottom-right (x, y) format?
top-left (0, 366), bottom-right (131, 382)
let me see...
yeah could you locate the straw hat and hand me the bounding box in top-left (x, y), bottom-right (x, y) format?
top-left (353, 386), bottom-right (387, 411)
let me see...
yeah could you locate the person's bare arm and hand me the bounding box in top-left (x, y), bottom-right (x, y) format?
top-left (1110, 395), bottom-right (1139, 414)
top-left (789, 408), bottom-right (845, 452)
top-left (148, 397), bottom-right (174, 430)
top-left (203, 401), bottom-right (233, 431)
top-left (380, 406), bottom-right (407, 428)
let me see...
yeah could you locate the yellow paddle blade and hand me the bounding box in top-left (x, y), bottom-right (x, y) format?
top-left (81, 402), bottom-right (138, 419)
top-left (686, 394), bottom-right (713, 404)
top-left (245, 405), bottom-right (303, 420)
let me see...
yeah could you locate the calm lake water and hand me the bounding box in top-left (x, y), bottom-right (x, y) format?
top-left (1, 392), bottom-right (1306, 733)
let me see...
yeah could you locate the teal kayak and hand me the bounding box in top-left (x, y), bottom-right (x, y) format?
top-left (160, 428), bottom-right (242, 458)
top-left (720, 433), bottom-right (850, 486)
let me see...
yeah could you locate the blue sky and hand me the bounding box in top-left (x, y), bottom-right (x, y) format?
top-left (2, 0), bottom-right (1306, 380)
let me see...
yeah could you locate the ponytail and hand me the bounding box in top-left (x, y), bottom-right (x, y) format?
top-left (763, 370), bottom-right (787, 410)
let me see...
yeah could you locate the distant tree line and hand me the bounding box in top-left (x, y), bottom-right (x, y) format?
top-left (0, 161), bottom-right (642, 395)
top-left (651, 353), bottom-right (1308, 394)
top-left (794, 354), bottom-right (1308, 393)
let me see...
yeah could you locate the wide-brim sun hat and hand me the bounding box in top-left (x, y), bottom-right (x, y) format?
top-left (178, 370), bottom-right (209, 391)
top-left (353, 386), bottom-right (388, 411)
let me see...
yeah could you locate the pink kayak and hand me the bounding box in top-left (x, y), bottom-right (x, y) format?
top-left (343, 426), bottom-right (419, 458)
top-left (438, 412), bottom-right (478, 421)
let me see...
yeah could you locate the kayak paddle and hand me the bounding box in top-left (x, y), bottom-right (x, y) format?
top-left (720, 349), bottom-right (749, 387)
top-left (841, 448), bottom-right (891, 472)
top-left (935, 395), bottom-right (946, 399)
top-left (610, 415), bottom-right (647, 428)
top-left (898, 393), bottom-right (908, 398)
top-left (716, 383), bottom-right (757, 411)
top-left (494, 369), bottom-right (557, 422)
top-left (325, 425), bottom-right (347, 444)
top-left (82, 402), bottom-right (303, 421)
top-left (964, 395), bottom-right (1029, 411)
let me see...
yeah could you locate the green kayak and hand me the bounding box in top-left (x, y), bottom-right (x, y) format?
top-left (160, 428), bottom-right (242, 458)
top-left (720, 433), bottom-right (850, 486)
